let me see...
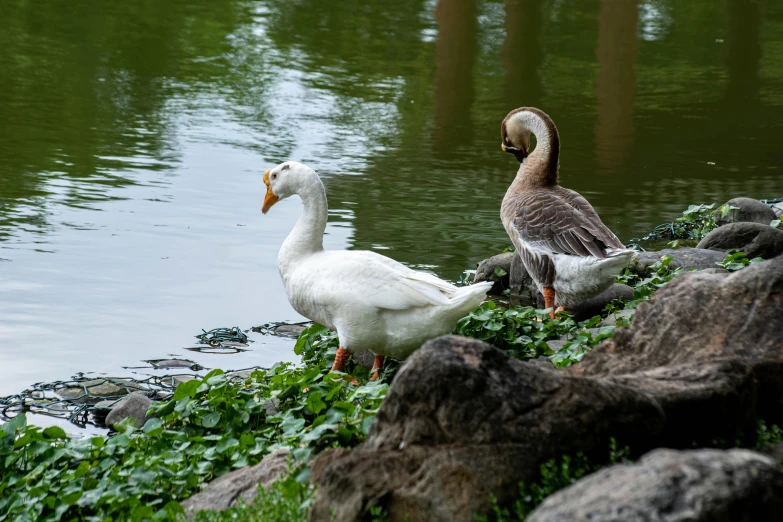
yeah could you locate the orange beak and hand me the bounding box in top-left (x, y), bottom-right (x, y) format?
top-left (262, 168), bottom-right (279, 214)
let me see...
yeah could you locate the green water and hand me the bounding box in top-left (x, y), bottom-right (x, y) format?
top-left (2, 0), bottom-right (782, 395)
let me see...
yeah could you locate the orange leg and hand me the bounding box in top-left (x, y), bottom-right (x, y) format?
top-left (331, 347), bottom-right (359, 386)
top-left (370, 354), bottom-right (385, 381)
top-left (543, 287), bottom-right (556, 320)
top-left (555, 306), bottom-right (568, 316)
top-left (331, 347), bottom-right (351, 372)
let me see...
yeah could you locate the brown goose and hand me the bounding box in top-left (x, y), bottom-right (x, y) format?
top-left (500, 107), bottom-right (635, 318)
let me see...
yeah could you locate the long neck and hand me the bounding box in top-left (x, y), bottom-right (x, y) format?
top-left (278, 175), bottom-right (327, 275)
top-left (515, 109), bottom-right (560, 188)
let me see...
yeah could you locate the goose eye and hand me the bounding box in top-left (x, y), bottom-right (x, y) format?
top-left (271, 173), bottom-right (278, 180)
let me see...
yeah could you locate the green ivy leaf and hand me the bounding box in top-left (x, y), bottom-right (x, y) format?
top-left (42, 426), bottom-right (67, 440)
top-left (200, 412), bottom-right (221, 428)
top-left (172, 380), bottom-right (200, 401)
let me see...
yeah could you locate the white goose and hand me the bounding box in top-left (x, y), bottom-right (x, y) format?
top-left (500, 107), bottom-right (635, 318)
top-left (262, 161), bottom-right (492, 379)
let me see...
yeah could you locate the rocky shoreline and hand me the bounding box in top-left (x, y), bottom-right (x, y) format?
top-left (306, 196), bottom-right (783, 521)
top-left (2, 197), bottom-right (782, 521)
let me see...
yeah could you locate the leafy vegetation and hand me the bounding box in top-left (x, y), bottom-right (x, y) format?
top-left (0, 324), bottom-right (387, 522)
top-left (474, 440), bottom-right (631, 522)
top-left (477, 420), bottom-right (782, 522)
top-left (616, 254), bottom-right (683, 308)
top-left (716, 250), bottom-right (764, 271)
top-left (194, 474), bottom-right (311, 522)
top-left (453, 302), bottom-right (613, 368)
top-left (631, 202), bottom-right (735, 247)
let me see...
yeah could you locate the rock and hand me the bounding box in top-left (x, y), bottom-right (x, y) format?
top-left (352, 350), bottom-right (376, 369)
top-left (56, 378), bottom-right (145, 404)
top-left (568, 284), bottom-right (633, 320)
top-left (309, 335), bottom-right (665, 522)
top-left (715, 197), bottom-right (778, 226)
top-left (262, 398), bottom-right (279, 416)
top-left (767, 442), bottom-right (783, 463)
top-left (697, 222), bottom-right (783, 259)
top-left (772, 202), bottom-right (783, 218)
top-left (526, 448), bottom-right (783, 522)
top-left (272, 324), bottom-right (307, 339)
top-left (570, 256), bottom-right (783, 444)
top-left (545, 338), bottom-right (567, 352)
top-left (227, 370), bottom-right (254, 380)
top-left (151, 359), bottom-right (198, 369)
top-left (601, 308), bottom-right (635, 327)
top-left (173, 375), bottom-right (198, 386)
top-left (508, 254), bottom-right (537, 306)
top-left (473, 252), bottom-right (514, 294)
top-left (630, 248), bottom-right (726, 277)
top-left (182, 449), bottom-right (291, 515)
top-left (105, 391), bottom-right (154, 429)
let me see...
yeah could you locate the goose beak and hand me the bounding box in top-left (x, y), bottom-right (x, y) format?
top-left (503, 144), bottom-right (528, 164)
top-left (262, 168), bottom-right (279, 214)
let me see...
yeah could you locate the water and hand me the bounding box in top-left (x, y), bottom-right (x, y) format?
top-left (2, 0), bottom-right (782, 396)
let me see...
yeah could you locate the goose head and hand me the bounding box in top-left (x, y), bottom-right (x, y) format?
top-left (262, 161), bottom-right (317, 214)
top-left (501, 109), bottom-right (532, 164)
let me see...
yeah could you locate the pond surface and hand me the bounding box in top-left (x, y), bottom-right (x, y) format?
top-left (2, 0), bottom-right (782, 396)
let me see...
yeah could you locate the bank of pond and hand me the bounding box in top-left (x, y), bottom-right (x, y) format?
top-left (1, 197), bottom-right (783, 522)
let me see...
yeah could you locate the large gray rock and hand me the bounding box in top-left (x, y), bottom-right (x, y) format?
top-left (527, 448), bottom-right (783, 522)
top-left (568, 284), bottom-right (633, 320)
top-left (105, 391), bottom-right (154, 429)
top-left (630, 248), bottom-right (726, 277)
top-left (473, 252), bottom-right (514, 294)
top-left (570, 256), bottom-right (783, 443)
top-left (697, 222), bottom-right (783, 259)
top-left (310, 336), bottom-right (664, 522)
top-left (182, 448), bottom-right (291, 516)
top-left (715, 197), bottom-right (778, 226)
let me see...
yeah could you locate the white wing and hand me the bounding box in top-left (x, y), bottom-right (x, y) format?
top-left (301, 250), bottom-right (459, 312)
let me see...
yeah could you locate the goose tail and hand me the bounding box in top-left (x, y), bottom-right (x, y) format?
top-left (449, 281), bottom-right (493, 315)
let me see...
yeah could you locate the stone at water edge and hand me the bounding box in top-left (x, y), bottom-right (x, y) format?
top-left (473, 252), bottom-right (514, 293)
top-left (105, 391), bottom-right (154, 429)
top-left (566, 283), bottom-right (633, 321)
top-left (309, 335), bottom-right (665, 522)
top-left (714, 197), bottom-right (778, 226)
top-left (181, 449), bottom-right (291, 516)
top-left (629, 248), bottom-right (727, 278)
top-left (56, 378), bottom-right (146, 404)
top-left (272, 324), bottom-right (307, 338)
top-left (526, 448), bottom-right (783, 522)
top-left (697, 221), bottom-right (783, 259)
top-left (568, 256), bottom-right (783, 446)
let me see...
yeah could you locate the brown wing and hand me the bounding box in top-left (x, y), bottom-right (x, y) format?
top-left (510, 189), bottom-right (623, 259)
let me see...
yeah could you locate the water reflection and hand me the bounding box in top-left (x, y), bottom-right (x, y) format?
top-left (502, 0), bottom-right (544, 108)
top-left (595, 0), bottom-right (638, 175)
top-left (433, 0), bottom-right (478, 147)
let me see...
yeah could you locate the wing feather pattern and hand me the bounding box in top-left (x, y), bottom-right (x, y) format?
top-left (509, 187), bottom-right (624, 258)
